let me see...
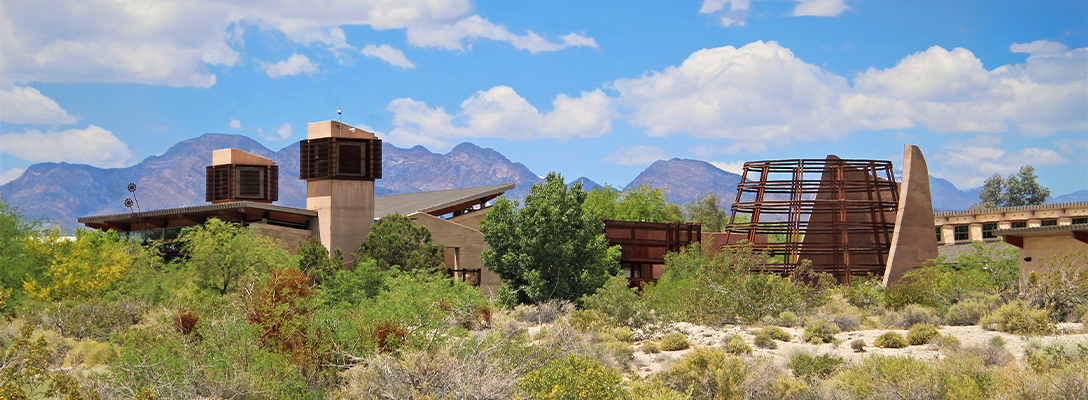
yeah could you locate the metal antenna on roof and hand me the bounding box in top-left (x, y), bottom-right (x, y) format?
top-left (127, 182), bottom-right (142, 212)
top-left (337, 107), bottom-right (343, 137)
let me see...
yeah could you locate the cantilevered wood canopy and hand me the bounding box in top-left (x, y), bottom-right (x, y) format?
top-left (77, 201), bottom-right (317, 233)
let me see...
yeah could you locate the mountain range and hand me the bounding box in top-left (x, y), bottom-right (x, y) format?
top-left (2, 133), bottom-right (1082, 231)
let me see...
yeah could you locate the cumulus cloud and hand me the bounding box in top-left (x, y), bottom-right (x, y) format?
top-left (603, 145), bottom-right (670, 165)
top-left (385, 86), bottom-right (613, 149)
top-left (229, 118), bottom-right (242, 129)
top-left (0, 168), bottom-right (26, 185)
top-left (263, 54), bottom-right (316, 78)
top-left (1011, 40), bottom-right (1068, 56)
top-left (0, 86), bottom-right (77, 125)
top-left (607, 40), bottom-right (1086, 152)
top-left (257, 123), bottom-right (294, 141)
top-left (932, 139), bottom-right (1069, 188)
top-left (0, 125), bottom-right (134, 168)
top-left (361, 44), bottom-right (415, 69)
top-left (1, 0), bottom-right (595, 88)
top-left (792, 0), bottom-right (849, 17)
top-left (699, 0), bottom-right (847, 27)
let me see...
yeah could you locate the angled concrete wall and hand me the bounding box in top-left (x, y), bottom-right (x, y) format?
top-left (883, 144), bottom-right (939, 285)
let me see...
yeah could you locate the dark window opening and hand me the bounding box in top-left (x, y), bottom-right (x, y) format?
top-left (982, 223), bottom-right (997, 239)
top-left (338, 144), bottom-right (362, 175)
top-left (1011, 221), bottom-right (1027, 228)
top-left (1074, 217), bottom-right (1088, 225)
top-left (236, 168), bottom-right (264, 199)
top-left (935, 227), bottom-right (942, 242)
top-left (954, 225), bottom-right (969, 241)
top-left (1041, 219), bottom-right (1057, 227)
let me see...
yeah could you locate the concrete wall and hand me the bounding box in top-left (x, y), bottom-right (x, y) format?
top-left (408, 212), bottom-right (503, 296)
top-left (1017, 234), bottom-right (1088, 289)
top-left (250, 222), bottom-right (315, 254)
top-left (448, 207), bottom-right (491, 230)
top-left (307, 179), bottom-right (374, 258)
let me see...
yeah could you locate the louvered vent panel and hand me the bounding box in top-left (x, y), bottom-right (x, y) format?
top-left (206, 164), bottom-right (278, 203)
top-left (299, 137), bottom-right (382, 181)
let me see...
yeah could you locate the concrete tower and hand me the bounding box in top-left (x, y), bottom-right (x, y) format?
top-left (300, 120), bottom-right (382, 256)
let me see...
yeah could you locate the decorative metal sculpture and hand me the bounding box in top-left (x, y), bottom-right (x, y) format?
top-left (722, 156), bottom-right (900, 284)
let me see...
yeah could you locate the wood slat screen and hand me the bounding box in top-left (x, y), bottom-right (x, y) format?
top-left (205, 164), bottom-right (278, 203)
top-left (300, 137), bottom-right (382, 181)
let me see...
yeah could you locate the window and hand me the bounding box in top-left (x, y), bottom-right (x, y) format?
top-left (935, 227), bottom-right (942, 242)
top-left (954, 225), bottom-right (969, 241)
top-left (1074, 217), bottom-right (1088, 225)
top-left (1042, 219), bottom-right (1057, 227)
top-left (1011, 221), bottom-right (1027, 228)
top-left (982, 223), bottom-right (997, 239)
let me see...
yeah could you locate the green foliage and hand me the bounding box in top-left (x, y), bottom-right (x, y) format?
top-left (37, 297), bottom-right (142, 340)
top-left (774, 311), bottom-right (799, 327)
top-left (581, 274), bottom-right (656, 329)
top-left (874, 332), bottom-right (908, 348)
top-left (802, 319), bottom-right (840, 344)
top-left (885, 304), bottom-right (941, 329)
top-left (907, 323), bottom-right (940, 345)
top-left (1024, 250), bottom-right (1088, 321)
top-left (980, 300), bottom-right (1052, 335)
top-left (247, 267), bottom-right (327, 368)
top-left (753, 331), bottom-right (776, 349)
top-left (519, 355), bottom-right (630, 400)
top-left (23, 228), bottom-right (132, 301)
top-left (296, 237), bottom-right (342, 284)
top-left (176, 218), bottom-right (290, 295)
top-left (480, 172), bottom-right (621, 305)
top-left (944, 296), bottom-right (995, 325)
top-left (644, 242), bottom-right (833, 326)
top-left (759, 326), bottom-right (791, 342)
top-left (835, 356), bottom-right (940, 399)
top-left (659, 332), bottom-right (689, 351)
top-left (583, 184), bottom-right (682, 222)
top-left (851, 339), bottom-right (865, 352)
top-left (724, 334), bottom-right (751, 355)
top-left (980, 165), bottom-right (1050, 207)
top-left (321, 259), bottom-right (387, 306)
top-left (788, 353), bottom-right (843, 381)
top-left (885, 243), bottom-right (1018, 312)
top-left (0, 196), bottom-right (42, 299)
top-left (354, 214), bottom-right (444, 273)
top-left (611, 327), bottom-right (635, 343)
top-left (840, 274), bottom-right (885, 310)
top-left (629, 380), bottom-right (692, 400)
top-left (642, 342), bottom-right (661, 353)
top-left (683, 193), bottom-right (729, 233)
top-left (652, 348), bottom-right (747, 400)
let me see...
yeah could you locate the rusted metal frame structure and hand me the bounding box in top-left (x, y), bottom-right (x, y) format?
top-left (724, 158), bottom-right (899, 284)
top-left (604, 219), bottom-right (702, 287)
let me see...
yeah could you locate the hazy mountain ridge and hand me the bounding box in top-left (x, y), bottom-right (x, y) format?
top-left (3, 134), bottom-right (1081, 231)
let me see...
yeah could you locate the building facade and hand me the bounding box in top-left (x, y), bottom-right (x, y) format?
top-left (933, 202), bottom-right (1088, 246)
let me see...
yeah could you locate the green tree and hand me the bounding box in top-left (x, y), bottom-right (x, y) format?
top-left (297, 237), bottom-right (343, 284)
top-left (23, 228), bottom-right (132, 301)
top-left (354, 214), bottom-right (444, 273)
top-left (480, 172), bottom-right (621, 305)
top-left (0, 196), bottom-right (41, 298)
top-left (583, 184), bottom-right (682, 222)
top-left (684, 193), bottom-right (729, 232)
top-left (176, 218), bottom-right (290, 295)
top-left (978, 165), bottom-right (1050, 207)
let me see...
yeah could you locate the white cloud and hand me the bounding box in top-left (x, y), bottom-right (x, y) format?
top-left (385, 86), bottom-right (613, 149)
top-left (361, 44), bottom-right (415, 69)
top-left (229, 118), bottom-right (242, 129)
top-left (1011, 40), bottom-right (1068, 56)
top-left (0, 168), bottom-right (25, 185)
top-left (0, 125), bottom-right (134, 168)
top-left (2, 0), bottom-right (594, 88)
top-left (263, 54), bottom-right (316, 78)
top-left (792, 0), bottom-right (849, 17)
top-left (604, 145), bottom-right (670, 165)
top-left (932, 139), bottom-right (1069, 188)
top-left (561, 33), bottom-right (599, 49)
top-left (709, 161), bottom-right (746, 175)
top-left (257, 123), bottom-right (293, 141)
top-left (606, 41), bottom-right (1086, 153)
top-left (0, 86), bottom-right (77, 125)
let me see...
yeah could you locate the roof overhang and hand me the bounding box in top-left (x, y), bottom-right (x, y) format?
top-left (77, 201), bottom-right (316, 232)
top-left (374, 183), bottom-right (515, 219)
top-left (994, 223), bottom-right (1088, 248)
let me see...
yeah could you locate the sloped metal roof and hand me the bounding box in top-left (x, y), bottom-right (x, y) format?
top-left (374, 183), bottom-right (515, 219)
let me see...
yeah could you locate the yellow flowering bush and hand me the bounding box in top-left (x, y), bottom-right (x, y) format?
top-left (23, 229), bottom-right (131, 301)
top-left (518, 354), bottom-right (630, 400)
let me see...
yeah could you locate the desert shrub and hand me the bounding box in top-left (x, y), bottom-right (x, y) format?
top-left (513, 299), bottom-right (575, 325)
top-left (175, 218), bottom-right (290, 296)
top-left (753, 331), bottom-right (776, 349)
top-left (840, 274), bottom-right (885, 310)
top-left (660, 332), bottom-right (689, 351)
top-left (932, 335), bottom-right (961, 350)
top-left (0, 326), bottom-right (99, 399)
top-left (22, 228), bottom-right (132, 301)
top-left (802, 319), bottom-right (840, 344)
top-left (813, 296), bottom-right (867, 331)
top-left (36, 297), bottom-right (143, 340)
top-left (980, 300), bottom-right (1052, 335)
top-left (885, 243), bottom-right (1018, 311)
top-left (652, 348), bottom-right (747, 400)
top-left (63, 339), bottom-right (113, 367)
top-left (247, 267), bottom-right (327, 367)
top-left (906, 323), bottom-right (940, 345)
top-left (850, 339), bottom-right (865, 352)
top-left (642, 342), bottom-right (661, 353)
top-left (944, 297), bottom-right (993, 326)
top-left (775, 311), bottom-right (800, 327)
top-left (1023, 251), bottom-right (1088, 322)
top-left (760, 325), bottom-right (791, 342)
top-left (602, 341), bottom-right (634, 365)
top-left (993, 360), bottom-right (1088, 400)
top-left (629, 379), bottom-right (692, 400)
top-left (569, 309), bottom-right (609, 333)
top-left (724, 334), bottom-right (752, 355)
top-left (958, 336), bottom-right (1014, 368)
top-left (519, 354), bottom-right (629, 400)
top-left (611, 327), bottom-right (635, 343)
top-left (321, 259), bottom-right (387, 306)
top-left (788, 353), bottom-right (843, 381)
top-left (892, 304), bottom-right (940, 329)
top-left (834, 356), bottom-right (940, 399)
top-left (874, 332), bottom-right (908, 348)
top-left (1024, 340), bottom-right (1088, 373)
top-left (173, 309), bottom-right (199, 336)
top-left (581, 274), bottom-right (656, 329)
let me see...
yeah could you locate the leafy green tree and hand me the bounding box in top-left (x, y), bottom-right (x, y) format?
top-left (297, 237), bottom-right (343, 284)
top-left (480, 172), bottom-right (621, 305)
top-left (0, 196), bottom-right (40, 298)
top-left (176, 218), bottom-right (290, 295)
top-left (354, 214), bottom-right (444, 273)
top-left (23, 228), bottom-right (132, 301)
top-left (979, 165), bottom-right (1050, 207)
top-left (583, 184), bottom-right (682, 222)
top-left (684, 193), bottom-right (730, 232)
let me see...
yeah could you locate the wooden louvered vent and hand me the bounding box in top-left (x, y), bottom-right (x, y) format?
top-left (300, 137), bottom-right (382, 181)
top-left (205, 164), bottom-right (279, 203)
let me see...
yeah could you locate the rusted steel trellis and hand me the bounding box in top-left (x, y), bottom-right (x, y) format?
top-left (723, 158), bottom-right (899, 284)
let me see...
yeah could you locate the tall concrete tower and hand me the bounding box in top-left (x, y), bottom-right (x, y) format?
top-left (300, 120), bottom-right (382, 256)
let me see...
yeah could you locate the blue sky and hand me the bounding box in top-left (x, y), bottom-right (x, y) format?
top-left (2, 0), bottom-right (1086, 197)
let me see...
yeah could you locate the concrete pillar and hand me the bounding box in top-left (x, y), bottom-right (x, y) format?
top-left (1058, 217), bottom-right (1073, 226)
top-left (969, 223), bottom-right (983, 242)
top-left (1028, 219), bottom-right (1041, 228)
top-left (884, 144), bottom-right (940, 286)
top-left (303, 120), bottom-right (379, 258)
